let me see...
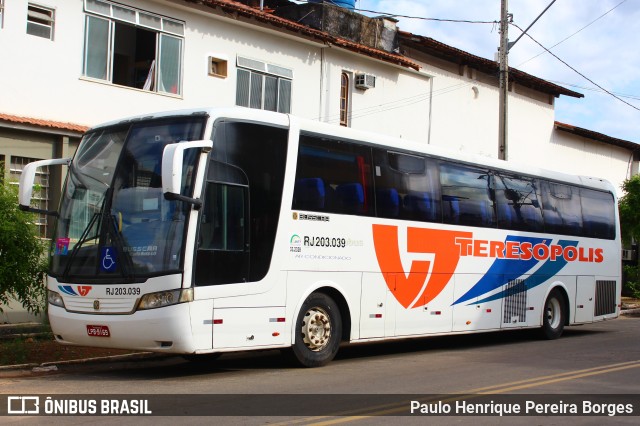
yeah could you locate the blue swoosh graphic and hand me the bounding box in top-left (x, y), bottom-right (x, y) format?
top-left (474, 240), bottom-right (579, 304)
top-left (58, 285), bottom-right (78, 296)
top-left (453, 236), bottom-right (548, 305)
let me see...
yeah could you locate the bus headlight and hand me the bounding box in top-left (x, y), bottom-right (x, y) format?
top-left (137, 288), bottom-right (193, 311)
top-left (48, 290), bottom-right (65, 308)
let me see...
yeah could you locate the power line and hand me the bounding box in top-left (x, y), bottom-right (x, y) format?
top-left (515, 0), bottom-right (628, 68)
top-left (319, 81), bottom-right (474, 123)
top-left (290, 1), bottom-right (498, 25)
top-left (547, 81), bottom-right (640, 101)
top-left (510, 22), bottom-right (640, 112)
top-left (355, 8), bottom-right (498, 25)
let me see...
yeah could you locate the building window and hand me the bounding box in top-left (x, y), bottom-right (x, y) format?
top-left (9, 156), bottom-right (50, 237)
top-left (82, 0), bottom-right (184, 95)
top-left (340, 72), bottom-right (350, 127)
top-left (236, 56), bottom-right (292, 113)
top-left (27, 3), bottom-right (55, 40)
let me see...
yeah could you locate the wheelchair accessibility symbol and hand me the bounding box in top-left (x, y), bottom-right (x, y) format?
top-left (100, 247), bottom-right (117, 272)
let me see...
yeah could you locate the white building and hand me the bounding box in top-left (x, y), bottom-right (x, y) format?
top-left (0, 0), bottom-right (637, 321)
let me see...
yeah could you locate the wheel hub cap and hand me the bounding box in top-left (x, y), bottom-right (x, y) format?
top-left (301, 307), bottom-right (331, 351)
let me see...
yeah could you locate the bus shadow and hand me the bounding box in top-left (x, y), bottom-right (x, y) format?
top-left (334, 326), bottom-right (607, 363)
top-left (54, 325), bottom-right (608, 380)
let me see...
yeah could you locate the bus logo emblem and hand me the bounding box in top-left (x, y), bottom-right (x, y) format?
top-left (93, 300), bottom-right (100, 311)
top-left (78, 286), bottom-right (92, 296)
top-left (373, 224), bottom-right (471, 309)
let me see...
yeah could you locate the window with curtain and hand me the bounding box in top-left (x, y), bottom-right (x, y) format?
top-left (82, 0), bottom-right (184, 95)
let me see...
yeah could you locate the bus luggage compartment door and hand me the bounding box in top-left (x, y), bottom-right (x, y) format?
top-left (575, 276), bottom-right (595, 323)
top-left (212, 307), bottom-right (287, 349)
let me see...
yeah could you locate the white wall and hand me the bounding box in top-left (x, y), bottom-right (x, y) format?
top-left (419, 61), bottom-right (557, 163)
top-left (400, 49), bottom-right (630, 195)
top-left (0, 0), bottom-right (629, 191)
top-left (0, 0), bottom-right (429, 140)
top-left (318, 48), bottom-right (431, 141)
top-left (0, 0), bottom-right (323, 125)
top-left (546, 131), bottom-right (632, 196)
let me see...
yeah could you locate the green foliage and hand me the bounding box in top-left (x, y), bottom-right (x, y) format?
top-left (619, 175), bottom-right (640, 245)
top-left (623, 265), bottom-right (640, 299)
top-left (0, 175), bottom-right (48, 315)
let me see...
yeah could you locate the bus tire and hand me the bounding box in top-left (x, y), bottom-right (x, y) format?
top-left (291, 293), bottom-right (342, 368)
top-left (540, 289), bottom-right (566, 340)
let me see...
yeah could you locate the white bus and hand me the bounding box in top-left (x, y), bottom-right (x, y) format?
top-left (19, 108), bottom-right (621, 367)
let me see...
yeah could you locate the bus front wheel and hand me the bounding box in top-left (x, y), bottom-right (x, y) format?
top-left (541, 289), bottom-right (566, 340)
top-left (291, 293), bottom-right (342, 367)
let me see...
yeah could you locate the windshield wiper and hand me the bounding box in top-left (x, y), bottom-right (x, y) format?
top-left (62, 192), bottom-right (135, 281)
top-left (69, 161), bottom-right (111, 190)
top-left (62, 212), bottom-right (100, 280)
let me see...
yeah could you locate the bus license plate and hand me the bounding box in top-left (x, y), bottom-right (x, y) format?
top-left (86, 325), bottom-right (110, 337)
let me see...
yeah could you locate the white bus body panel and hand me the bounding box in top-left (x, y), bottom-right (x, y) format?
top-left (48, 303), bottom-right (195, 352)
top-left (43, 109), bottom-right (622, 356)
top-left (48, 275), bottom-right (202, 353)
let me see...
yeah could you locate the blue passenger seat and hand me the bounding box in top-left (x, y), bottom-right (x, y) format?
top-left (377, 188), bottom-right (400, 217)
top-left (294, 178), bottom-right (326, 211)
top-left (403, 191), bottom-right (432, 221)
top-left (335, 183), bottom-right (365, 214)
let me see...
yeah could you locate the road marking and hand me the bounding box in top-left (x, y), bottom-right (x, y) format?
top-left (273, 359), bottom-right (640, 425)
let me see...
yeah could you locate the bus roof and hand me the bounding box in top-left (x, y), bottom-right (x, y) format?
top-left (87, 107), bottom-right (616, 195)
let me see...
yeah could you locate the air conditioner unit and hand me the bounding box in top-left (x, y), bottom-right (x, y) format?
top-left (622, 249), bottom-right (635, 261)
top-left (355, 73), bottom-right (376, 90)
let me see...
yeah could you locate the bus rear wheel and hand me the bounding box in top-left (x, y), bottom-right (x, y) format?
top-left (291, 293), bottom-right (342, 367)
top-left (540, 289), bottom-right (566, 340)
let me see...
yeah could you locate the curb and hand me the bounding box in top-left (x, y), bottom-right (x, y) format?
top-left (621, 308), bottom-right (640, 317)
top-left (0, 351), bottom-right (160, 373)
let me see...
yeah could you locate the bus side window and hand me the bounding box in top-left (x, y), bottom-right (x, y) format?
top-left (494, 173), bottom-right (543, 232)
top-left (540, 181), bottom-right (582, 236)
top-left (580, 188), bottom-right (615, 239)
top-left (372, 149), bottom-right (441, 222)
top-left (440, 162), bottom-right (496, 228)
top-left (293, 135), bottom-right (373, 216)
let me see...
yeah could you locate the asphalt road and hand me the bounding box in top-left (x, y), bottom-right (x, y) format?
top-left (2, 316), bottom-right (639, 425)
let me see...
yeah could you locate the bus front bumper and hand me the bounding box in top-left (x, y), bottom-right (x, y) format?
top-left (48, 303), bottom-right (197, 353)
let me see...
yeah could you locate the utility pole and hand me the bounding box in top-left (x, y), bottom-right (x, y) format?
top-left (498, 0), bottom-right (510, 161)
top-left (498, 0), bottom-right (556, 161)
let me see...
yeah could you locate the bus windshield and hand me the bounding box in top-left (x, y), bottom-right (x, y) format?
top-left (50, 117), bottom-right (206, 282)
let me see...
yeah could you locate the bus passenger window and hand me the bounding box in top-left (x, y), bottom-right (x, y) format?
top-left (580, 188), bottom-right (615, 239)
top-left (372, 149), bottom-right (440, 222)
top-left (440, 163), bottom-right (496, 228)
top-left (293, 135), bottom-right (373, 216)
top-left (494, 174), bottom-right (543, 232)
top-left (540, 181), bottom-right (582, 236)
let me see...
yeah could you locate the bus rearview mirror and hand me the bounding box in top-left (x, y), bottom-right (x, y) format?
top-left (161, 140), bottom-right (213, 205)
top-left (18, 158), bottom-right (71, 214)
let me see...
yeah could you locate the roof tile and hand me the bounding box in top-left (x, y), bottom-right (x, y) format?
top-left (0, 113), bottom-right (89, 133)
top-left (191, 0), bottom-right (420, 70)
